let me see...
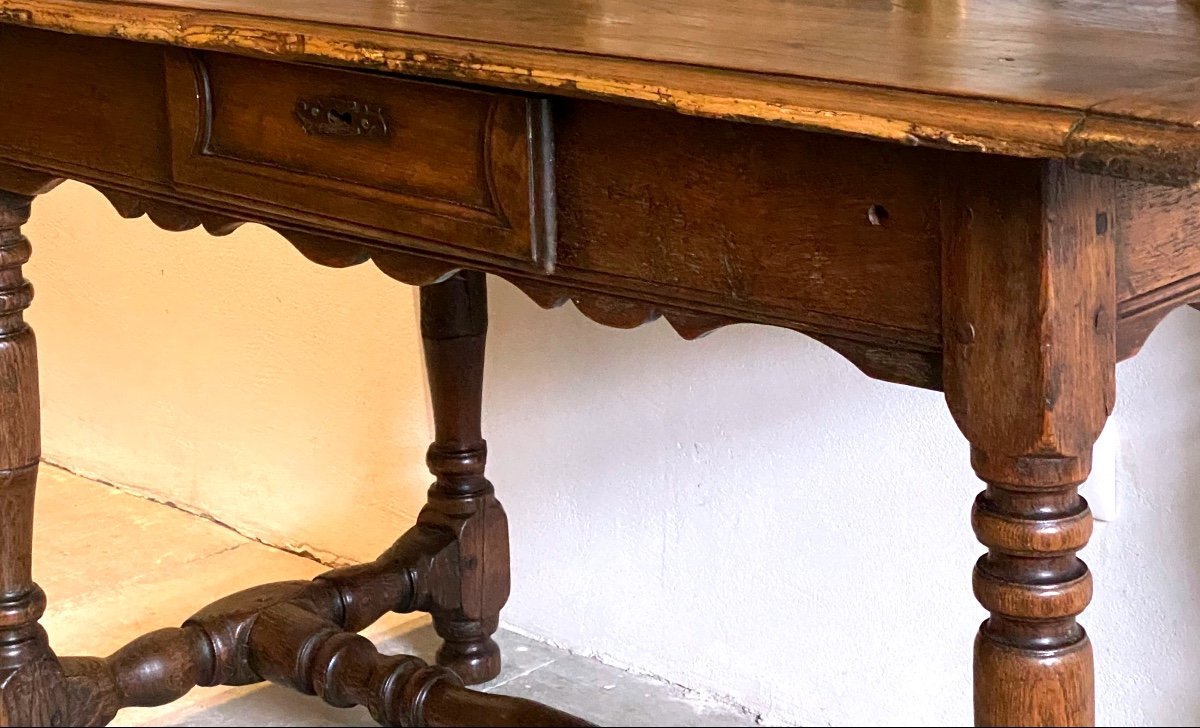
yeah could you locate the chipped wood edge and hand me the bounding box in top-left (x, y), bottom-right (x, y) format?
top-left (2, 0), bottom-right (1199, 187)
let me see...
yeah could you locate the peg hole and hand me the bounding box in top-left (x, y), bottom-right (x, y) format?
top-left (867, 204), bottom-right (890, 226)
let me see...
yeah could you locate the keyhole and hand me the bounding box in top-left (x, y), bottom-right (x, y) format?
top-left (328, 109), bottom-right (354, 126)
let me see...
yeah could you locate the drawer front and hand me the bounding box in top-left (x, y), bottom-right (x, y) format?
top-left (165, 51), bottom-right (553, 269)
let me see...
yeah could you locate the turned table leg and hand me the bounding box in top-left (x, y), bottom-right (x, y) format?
top-left (0, 191), bottom-right (64, 725)
top-left (968, 453), bottom-right (1094, 726)
top-left (418, 271), bottom-right (509, 685)
top-left (943, 161), bottom-right (1116, 726)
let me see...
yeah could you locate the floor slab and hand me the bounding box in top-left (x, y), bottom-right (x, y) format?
top-left (34, 465), bottom-right (759, 726)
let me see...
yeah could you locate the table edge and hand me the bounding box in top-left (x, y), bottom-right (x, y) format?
top-left (2, 0), bottom-right (1199, 188)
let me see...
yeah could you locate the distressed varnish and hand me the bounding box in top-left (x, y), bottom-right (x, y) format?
top-left (3, 2), bottom-right (1200, 725)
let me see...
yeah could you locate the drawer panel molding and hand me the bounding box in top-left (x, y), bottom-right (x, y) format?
top-left (165, 50), bottom-right (555, 270)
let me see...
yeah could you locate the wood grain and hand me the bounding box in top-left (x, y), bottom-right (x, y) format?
top-left (5, 7), bottom-right (1200, 724)
top-left (53, 535), bottom-right (587, 727)
top-left (0, 25), bottom-right (951, 388)
top-left (5, 1), bottom-right (1200, 185)
top-left (0, 191), bottom-right (66, 726)
top-left (0, 25), bottom-right (170, 184)
top-left (1114, 182), bottom-right (1200, 358)
top-left (555, 101), bottom-right (943, 339)
top-left (164, 49), bottom-right (554, 270)
top-left (419, 272), bottom-right (509, 686)
top-left (943, 160), bottom-right (1115, 727)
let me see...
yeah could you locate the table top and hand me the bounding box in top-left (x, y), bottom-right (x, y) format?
top-left (4, 0), bottom-right (1200, 186)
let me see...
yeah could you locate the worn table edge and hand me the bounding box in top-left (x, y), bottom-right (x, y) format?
top-left (2, 0), bottom-right (1200, 189)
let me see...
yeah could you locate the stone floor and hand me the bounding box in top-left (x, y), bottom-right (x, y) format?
top-left (36, 465), bottom-right (758, 727)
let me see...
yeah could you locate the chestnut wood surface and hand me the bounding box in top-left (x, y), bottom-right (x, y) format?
top-left (0, 25), bottom-right (950, 389)
top-left (2, 3), bottom-right (1200, 727)
top-left (4, 0), bottom-right (1200, 185)
top-left (163, 50), bottom-right (555, 270)
top-left (0, 191), bottom-right (64, 726)
top-left (943, 159), bottom-right (1114, 726)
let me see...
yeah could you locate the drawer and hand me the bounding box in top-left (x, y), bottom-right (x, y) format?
top-left (164, 51), bottom-right (553, 269)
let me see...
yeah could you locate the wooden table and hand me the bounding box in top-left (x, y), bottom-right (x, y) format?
top-left (1, 1), bottom-right (1198, 725)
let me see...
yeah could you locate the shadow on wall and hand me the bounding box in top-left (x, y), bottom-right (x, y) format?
top-left (479, 275), bottom-right (1200, 726)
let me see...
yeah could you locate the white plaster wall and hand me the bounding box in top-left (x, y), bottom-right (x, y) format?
top-left (24, 182), bottom-right (1200, 725)
top-left (486, 286), bottom-right (1200, 726)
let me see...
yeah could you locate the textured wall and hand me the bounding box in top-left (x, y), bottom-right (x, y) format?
top-left (485, 285), bottom-right (1200, 726)
top-left (25, 181), bottom-right (1200, 725)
